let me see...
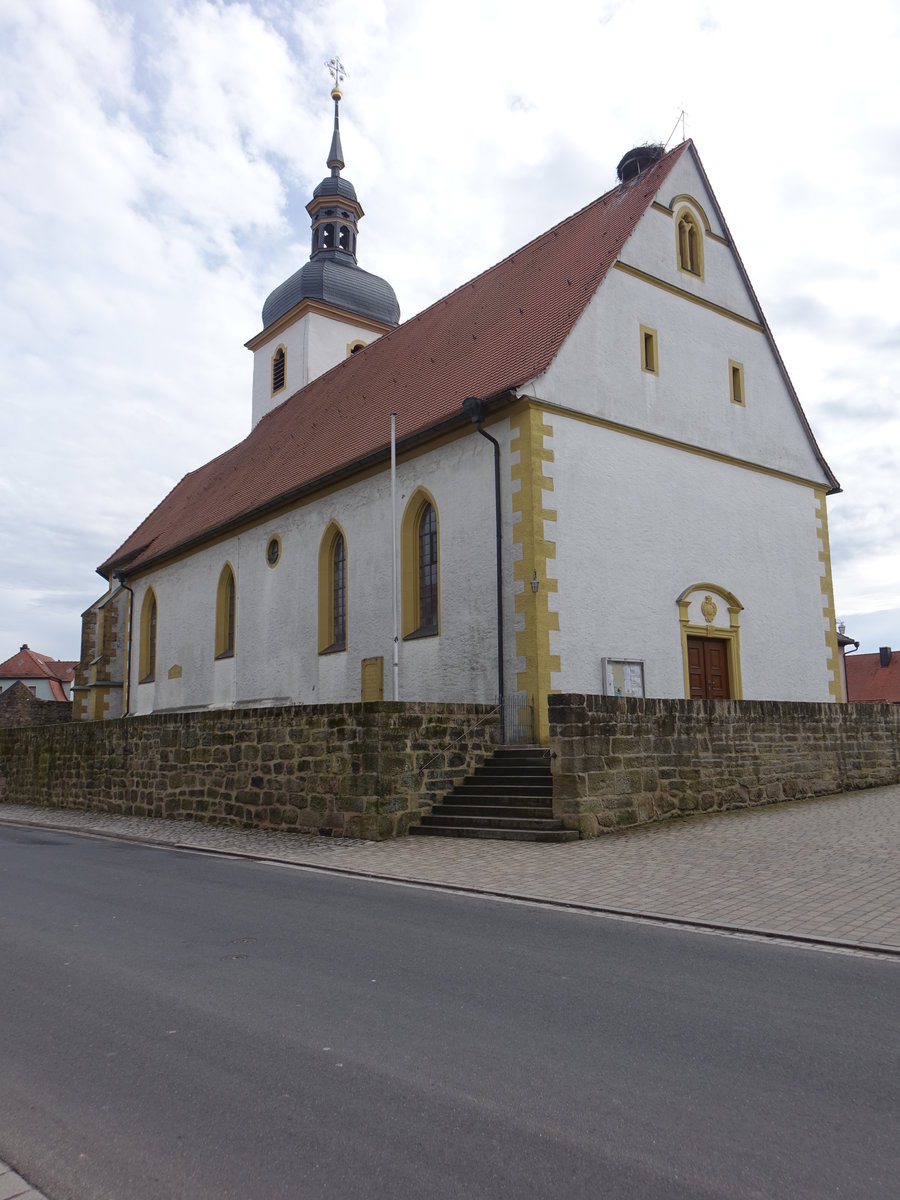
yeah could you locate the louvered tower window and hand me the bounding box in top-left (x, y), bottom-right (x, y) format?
top-left (272, 347), bottom-right (286, 394)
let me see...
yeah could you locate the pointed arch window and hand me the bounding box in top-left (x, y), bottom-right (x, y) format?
top-left (401, 490), bottom-right (440, 638)
top-left (139, 589), bottom-right (157, 683)
top-left (318, 523), bottom-right (347, 653)
top-left (676, 208), bottom-right (704, 278)
top-left (215, 564), bottom-right (236, 659)
top-left (272, 346), bottom-right (286, 394)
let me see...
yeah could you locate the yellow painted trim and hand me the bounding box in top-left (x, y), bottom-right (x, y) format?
top-left (167, 664), bottom-right (182, 680)
top-left (215, 562), bottom-right (236, 659)
top-left (317, 520), bottom-right (348, 653)
top-left (675, 205), bottom-right (705, 281)
top-left (138, 588), bottom-right (157, 683)
top-left (640, 324), bottom-right (658, 375)
top-left (651, 200), bottom-right (674, 218)
top-left (676, 583), bottom-right (744, 699)
top-left (729, 359), bottom-right (745, 406)
top-left (271, 344), bottom-right (286, 396)
top-left (245, 299), bottom-right (395, 350)
top-left (814, 489), bottom-right (842, 702)
top-left (613, 262), bottom-right (763, 330)
top-left (400, 488), bottom-right (441, 639)
top-left (511, 407), bottom-right (559, 745)
top-left (527, 398), bottom-right (830, 493)
top-left (346, 339), bottom-right (367, 357)
top-left (265, 533), bottom-right (282, 569)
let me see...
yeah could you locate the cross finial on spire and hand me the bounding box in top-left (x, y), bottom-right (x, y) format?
top-left (325, 55), bottom-right (347, 95)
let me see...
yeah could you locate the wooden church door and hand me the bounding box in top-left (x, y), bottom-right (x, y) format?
top-left (686, 636), bottom-right (731, 699)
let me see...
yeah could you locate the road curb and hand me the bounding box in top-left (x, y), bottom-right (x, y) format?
top-left (3, 812), bottom-right (897, 959)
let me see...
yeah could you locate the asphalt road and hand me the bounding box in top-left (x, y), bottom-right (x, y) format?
top-left (0, 825), bottom-right (897, 1200)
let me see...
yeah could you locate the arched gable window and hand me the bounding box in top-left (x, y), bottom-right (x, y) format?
top-left (215, 564), bottom-right (236, 659)
top-left (401, 490), bottom-right (440, 638)
top-left (676, 207), bottom-right (704, 278)
top-left (318, 522), bottom-right (347, 653)
top-left (272, 346), bottom-right (286, 394)
top-left (139, 588), bottom-right (157, 683)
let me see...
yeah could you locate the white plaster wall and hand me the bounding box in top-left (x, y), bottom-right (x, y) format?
top-left (2, 678), bottom-right (57, 701)
top-left (536, 151), bottom-right (831, 487)
top-left (547, 415), bottom-right (833, 701)
top-left (128, 428), bottom-right (509, 714)
top-left (251, 312), bottom-right (383, 428)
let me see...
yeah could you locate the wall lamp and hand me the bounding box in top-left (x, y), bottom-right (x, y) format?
top-left (530, 570), bottom-right (539, 593)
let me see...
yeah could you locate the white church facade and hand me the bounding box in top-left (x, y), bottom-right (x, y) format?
top-left (74, 85), bottom-right (843, 743)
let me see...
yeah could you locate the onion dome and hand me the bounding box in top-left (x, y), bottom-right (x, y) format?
top-left (262, 80), bottom-right (400, 329)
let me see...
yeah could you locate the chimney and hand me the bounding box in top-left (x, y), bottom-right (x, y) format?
top-left (879, 646), bottom-right (892, 668)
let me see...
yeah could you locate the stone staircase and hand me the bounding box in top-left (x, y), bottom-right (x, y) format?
top-left (410, 746), bottom-right (578, 842)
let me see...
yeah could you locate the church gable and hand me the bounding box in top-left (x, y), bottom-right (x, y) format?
top-left (534, 144), bottom-right (836, 491)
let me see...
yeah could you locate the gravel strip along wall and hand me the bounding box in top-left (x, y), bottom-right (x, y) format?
top-left (549, 694), bottom-right (900, 836)
top-left (0, 702), bottom-right (500, 839)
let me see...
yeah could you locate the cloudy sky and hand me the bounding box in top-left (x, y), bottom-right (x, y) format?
top-left (1, 0), bottom-right (898, 662)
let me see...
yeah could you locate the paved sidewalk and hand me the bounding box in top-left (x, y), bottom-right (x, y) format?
top-left (2, 784), bottom-right (900, 952)
top-left (0, 1159), bottom-right (47, 1200)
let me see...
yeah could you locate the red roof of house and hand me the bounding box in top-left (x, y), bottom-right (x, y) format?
top-left (0, 645), bottom-right (78, 690)
top-left (846, 651), bottom-right (900, 703)
top-left (99, 143), bottom-right (691, 577)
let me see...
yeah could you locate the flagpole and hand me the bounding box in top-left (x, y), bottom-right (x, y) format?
top-left (391, 413), bottom-right (399, 700)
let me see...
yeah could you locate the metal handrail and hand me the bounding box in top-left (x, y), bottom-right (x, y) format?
top-left (417, 704), bottom-right (501, 775)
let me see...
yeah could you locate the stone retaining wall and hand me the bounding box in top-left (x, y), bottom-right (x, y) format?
top-left (0, 682), bottom-right (73, 728)
top-left (549, 694), bottom-right (900, 836)
top-left (0, 702), bottom-right (500, 839)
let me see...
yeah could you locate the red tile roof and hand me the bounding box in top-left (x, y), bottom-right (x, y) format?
top-left (846, 651), bottom-right (900, 703)
top-left (99, 143), bottom-right (691, 577)
top-left (0, 646), bottom-right (77, 688)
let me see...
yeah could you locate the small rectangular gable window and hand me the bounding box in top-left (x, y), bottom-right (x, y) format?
top-left (729, 360), bottom-right (745, 406)
top-left (640, 325), bottom-right (658, 375)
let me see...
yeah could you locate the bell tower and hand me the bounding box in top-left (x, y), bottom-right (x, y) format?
top-left (246, 58), bottom-right (400, 428)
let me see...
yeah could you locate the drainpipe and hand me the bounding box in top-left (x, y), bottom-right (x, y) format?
top-left (113, 571), bottom-right (133, 717)
top-left (463, 397), bottom-right (504, 740)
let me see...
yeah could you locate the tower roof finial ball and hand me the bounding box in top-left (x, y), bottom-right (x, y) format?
top-left (331, 86), bottom-right (342, 101)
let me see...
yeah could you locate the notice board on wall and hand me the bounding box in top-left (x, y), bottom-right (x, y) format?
top-left (601, 658), bottom-right (646, 698)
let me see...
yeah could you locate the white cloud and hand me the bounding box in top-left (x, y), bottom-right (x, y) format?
top-left (0, 0), bottom-right (898, 660)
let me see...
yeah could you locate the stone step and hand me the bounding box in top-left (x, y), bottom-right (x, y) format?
top-left (414, 744), bottom-right (565, 843)
top-left (446, 792), bottom-right (556, 811)
top-left (439, 802), bottom-right (555, 818)
top-left (410, 824), bottom-right (578, 843)
top-left (452, 780), bottom-right (552, 796)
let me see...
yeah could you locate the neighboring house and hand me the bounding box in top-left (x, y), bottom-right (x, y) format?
top-left (0, 645), bottom-right (77, 701)
top-left (836, 624), bottom-right (860, 703)
top-left (75, 83), bottom-right (843, 742)
top-left (846, 647), bottom-right (900, 704)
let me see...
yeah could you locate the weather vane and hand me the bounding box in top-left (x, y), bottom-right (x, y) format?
top-left (325, 55), bottom-right (348, 92)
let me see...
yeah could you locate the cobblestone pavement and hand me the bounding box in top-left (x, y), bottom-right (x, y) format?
top-left (2, 785), bottom-right (900, 952)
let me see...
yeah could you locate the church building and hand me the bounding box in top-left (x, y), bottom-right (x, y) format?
top-left (73, 75), bottom-right (843, 742)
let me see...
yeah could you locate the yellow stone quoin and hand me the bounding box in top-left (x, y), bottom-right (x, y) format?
top-left (815, 489), bottom-right (842, 701)
top-left (511, 404), bottom-right (560, 745)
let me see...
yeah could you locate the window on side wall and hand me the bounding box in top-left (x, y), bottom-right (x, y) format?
top-left (318, 523), bottom-right (348, 653)
top-left (401, 491), bottom-right (440, 639)
top-left (215, 565), bottom-right (236, 659)
top-left (139, 589), bottom-right (158, 682)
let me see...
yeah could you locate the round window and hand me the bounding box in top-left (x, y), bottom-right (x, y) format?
top-left (266, 537), bottom-right (281, 567)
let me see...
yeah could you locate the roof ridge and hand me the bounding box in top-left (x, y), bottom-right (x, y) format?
top-left (99, 143), bottom-right (689, 577)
